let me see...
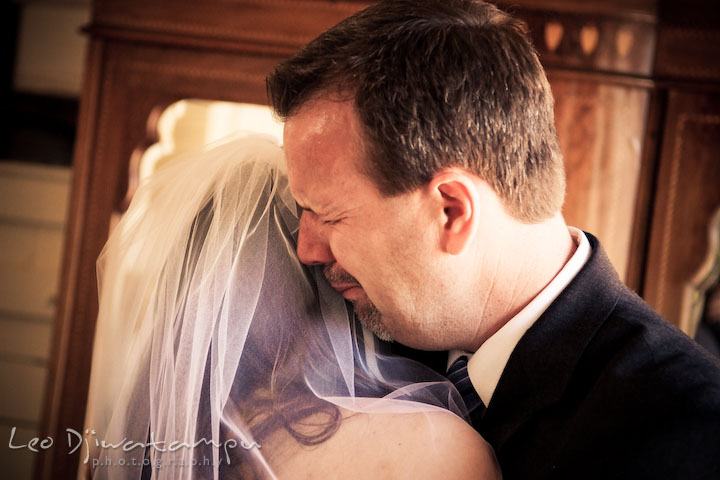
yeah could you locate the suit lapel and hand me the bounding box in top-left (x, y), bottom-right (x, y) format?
top-left (479, 233), bottom-right (625, 450)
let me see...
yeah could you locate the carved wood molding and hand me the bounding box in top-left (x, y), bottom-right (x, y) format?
top-left (91, 0), bottom-right (367, 54)
top-left (495, 1), bottom-right (657, 77)
top-left (87, 20), bottom-right (317, 55)
top-left (495, 0), bottom-right (657, 20)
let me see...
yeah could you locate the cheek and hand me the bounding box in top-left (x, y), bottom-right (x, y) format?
top-left (329, 229), bottom-right (385, 275)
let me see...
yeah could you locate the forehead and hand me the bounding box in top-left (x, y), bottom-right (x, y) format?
top-left (282, 99), bottom-right (373, 207)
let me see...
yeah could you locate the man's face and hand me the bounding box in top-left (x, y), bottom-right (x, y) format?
top-left (283, 98), bottom-right (437, 345)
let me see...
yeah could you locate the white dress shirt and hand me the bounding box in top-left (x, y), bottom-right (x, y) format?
top-left (447, 227), bottom-right (591, 406)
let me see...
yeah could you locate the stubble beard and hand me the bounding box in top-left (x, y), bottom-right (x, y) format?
top-left (353, 298), bottom-right (393, 342)
top-left (323, 265), bottom-right (394, 342)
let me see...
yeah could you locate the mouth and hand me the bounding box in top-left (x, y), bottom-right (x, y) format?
top-left (330, 283), bottom-right (365, 300)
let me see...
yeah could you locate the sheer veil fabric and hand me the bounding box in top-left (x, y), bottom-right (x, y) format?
top-left (85, 134), bottom-right (493, 479)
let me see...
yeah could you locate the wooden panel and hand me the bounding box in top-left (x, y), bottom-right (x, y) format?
top-left (550, 72), bottom-right (650, 282)
top-left (92, 0), bottom-right (367, 55)
top-left (654, 0), bottom-right (720, 82)
top-left (644, 91), bottom-right (720, 326)
top-left (655, 27), bottom-right (720, 82)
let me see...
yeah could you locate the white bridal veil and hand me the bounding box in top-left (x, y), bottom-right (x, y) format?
top-left (85, 134), bottom-right (474, 479)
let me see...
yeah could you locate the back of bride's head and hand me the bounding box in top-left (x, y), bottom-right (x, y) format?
top-left (89, 135), bottom-right (359, 478)
top-left (88, 134), bottom-right (480, 480)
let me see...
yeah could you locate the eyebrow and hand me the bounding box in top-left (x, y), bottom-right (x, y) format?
top-left (295, 202), bottom-right (316, 214)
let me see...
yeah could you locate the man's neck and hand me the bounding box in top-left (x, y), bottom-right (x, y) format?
top-left (468, 215), bottom-right (575, 351)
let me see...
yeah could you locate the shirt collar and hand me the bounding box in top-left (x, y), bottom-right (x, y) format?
top-left (447, 227), bottom-right (591, 406)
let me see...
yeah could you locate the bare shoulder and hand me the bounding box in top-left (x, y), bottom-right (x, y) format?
top-left (274, 408), bottom-right (501, 479)
top-left (377, 409), bottom-right (502, 479)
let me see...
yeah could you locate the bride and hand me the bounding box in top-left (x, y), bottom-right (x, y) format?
top-left (85, 134), bottom-right (500, 479)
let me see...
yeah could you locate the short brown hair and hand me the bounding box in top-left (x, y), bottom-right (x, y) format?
top-left (267, 0), bottom-right (565, 222)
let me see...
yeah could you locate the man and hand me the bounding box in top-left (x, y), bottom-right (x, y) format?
top-left (267, 0), bottom-right (720, 478)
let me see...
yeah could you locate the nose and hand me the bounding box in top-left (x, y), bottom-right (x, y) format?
top-left (296, 211), bottom-right (335, 265)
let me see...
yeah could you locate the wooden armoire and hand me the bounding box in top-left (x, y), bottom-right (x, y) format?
top-left (36, 1), bottom-right (720, 478)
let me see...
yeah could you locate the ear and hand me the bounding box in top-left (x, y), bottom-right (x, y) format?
top-left (429, 171), bottom-right (478, 255)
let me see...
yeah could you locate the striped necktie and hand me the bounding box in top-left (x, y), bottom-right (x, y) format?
top-left (446, 355), bottom-right (486, 416)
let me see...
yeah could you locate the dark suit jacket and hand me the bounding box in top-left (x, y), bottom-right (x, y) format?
top-left (474, 233), bottom-right (720, 479)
